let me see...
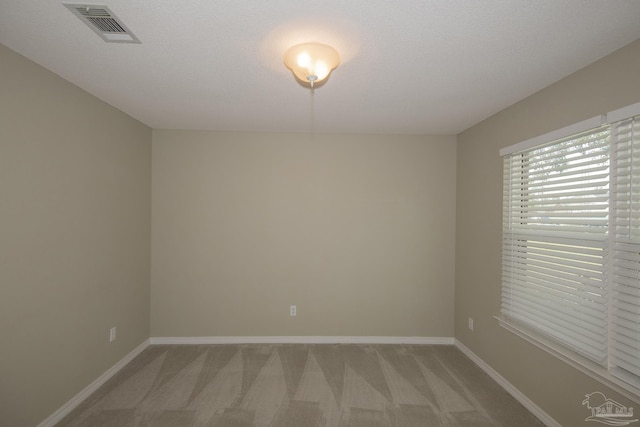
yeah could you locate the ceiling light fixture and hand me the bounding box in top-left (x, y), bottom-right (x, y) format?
top-left (284, 42), bottom-right (340, 89)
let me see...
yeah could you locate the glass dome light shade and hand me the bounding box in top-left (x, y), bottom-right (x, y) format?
top-left (284, 42), bottom-right (340, 84)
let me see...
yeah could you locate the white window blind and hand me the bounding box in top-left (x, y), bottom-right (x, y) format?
top-left (502, 126), bottom-right (611, 363)
top-left (501, 105), bottom-right (640, 396)
top-left (610, 115), bottom-right (640, 387)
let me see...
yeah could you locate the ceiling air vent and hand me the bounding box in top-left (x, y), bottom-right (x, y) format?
top-left (63, 3), bottom-right (140, 43)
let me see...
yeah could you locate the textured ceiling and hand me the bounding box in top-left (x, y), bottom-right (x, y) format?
top-left (2, 1), bottom-right (640, 135)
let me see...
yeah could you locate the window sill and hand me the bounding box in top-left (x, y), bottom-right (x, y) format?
top-left (495, 314), bottom-right (640, 404)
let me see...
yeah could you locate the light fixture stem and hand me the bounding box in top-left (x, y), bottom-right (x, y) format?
top-left (307, 74), bottom-right (318, 91)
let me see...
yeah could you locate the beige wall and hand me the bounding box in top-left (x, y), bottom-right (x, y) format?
top-left (455, 39), bottom-right (640, 425)
top-left (0, 44), bottom-right (151, 427)
top-left (152, 130), bottom-right (456, 337)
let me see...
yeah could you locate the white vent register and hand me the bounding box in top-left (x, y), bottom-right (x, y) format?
top-left (63, 3), bottom-right (140, 43)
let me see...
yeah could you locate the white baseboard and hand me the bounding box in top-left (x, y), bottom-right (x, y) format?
top-left (150, 336), bottom-right (454, 345)
top-left (36, 339), bottom-right (150, 427)
top-left (454, 339), bottom-right (561, 427)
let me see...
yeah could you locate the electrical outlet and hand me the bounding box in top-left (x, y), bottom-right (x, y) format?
top-left (290, 305), bottom-right (296, 316)
top-left (109, 327), bottom-right (117, 342)
top-left (468, 317), bottom-right (474, 331)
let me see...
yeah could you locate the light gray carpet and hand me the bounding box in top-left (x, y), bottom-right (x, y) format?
top-left (56, 344), bottom-right (544, 426)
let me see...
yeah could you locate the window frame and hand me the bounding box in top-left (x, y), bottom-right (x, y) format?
top-left (497, 102), bottom-right (640, 402)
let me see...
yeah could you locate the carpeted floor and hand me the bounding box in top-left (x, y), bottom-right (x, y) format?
top-left (56, 344), bottom-right (544, 426)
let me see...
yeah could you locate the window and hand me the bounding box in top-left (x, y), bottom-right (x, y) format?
top-left (500, 103), bottom-right (640, 396)
top-left (610, 114), bottom-right (640, 388)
